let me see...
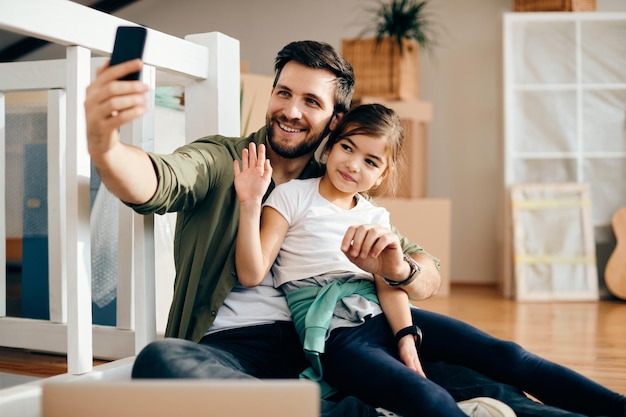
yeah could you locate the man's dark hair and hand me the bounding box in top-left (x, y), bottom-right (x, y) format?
top-left (274, 40), bottom-right (355, 115)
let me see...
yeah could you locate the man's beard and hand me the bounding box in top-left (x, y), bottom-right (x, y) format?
top-left (266, 117), bottom-right (333, 159)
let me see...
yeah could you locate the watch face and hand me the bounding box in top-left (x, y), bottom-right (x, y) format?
top-left (414, 325), bottom-right (423, 347)
top-left (403, 254), bottom-right (420, 278)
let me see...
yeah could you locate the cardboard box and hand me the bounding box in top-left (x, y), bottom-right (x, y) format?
top-left (240, 73), bottom-right (273, 136)
top-left (374, 197), bottom-right (451, 297)
top-left (356, 98), bottom-right (433, 199)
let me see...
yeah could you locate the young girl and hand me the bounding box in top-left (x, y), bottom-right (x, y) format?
top-left (233, 103), bottom-right (470, 416)
top-left (233, 103), bottom-right (626, 417)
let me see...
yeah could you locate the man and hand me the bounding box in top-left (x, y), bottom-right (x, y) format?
top-left (85, 40), bottom-right (616, 417)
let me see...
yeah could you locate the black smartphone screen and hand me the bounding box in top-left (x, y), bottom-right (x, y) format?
top-left (109, 26), bottom-right (147, 81)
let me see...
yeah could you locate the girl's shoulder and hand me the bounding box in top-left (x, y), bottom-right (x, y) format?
top-left (355, 194), bottom-right (390, 222)
top-left (274, 177), bottom-right (320, 193)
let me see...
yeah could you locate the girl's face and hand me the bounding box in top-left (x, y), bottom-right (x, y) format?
top-left (324, 134), bottom-right (389, 195)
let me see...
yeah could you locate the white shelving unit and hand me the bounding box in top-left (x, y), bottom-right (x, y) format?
top-left (502, 12), bottom-right (626, 297)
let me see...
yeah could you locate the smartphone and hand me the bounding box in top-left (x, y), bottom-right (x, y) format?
top-left (109, 26), bottom-right (147, 80)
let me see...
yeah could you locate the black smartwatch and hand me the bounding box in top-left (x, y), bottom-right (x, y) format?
top-left (394, 325), bottom-right (423, 347)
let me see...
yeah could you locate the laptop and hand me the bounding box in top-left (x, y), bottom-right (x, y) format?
top-left (42, 379), bottom-right (320, 417)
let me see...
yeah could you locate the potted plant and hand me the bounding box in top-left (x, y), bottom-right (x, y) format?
top-left (342, 0), bottom-right (437, 101)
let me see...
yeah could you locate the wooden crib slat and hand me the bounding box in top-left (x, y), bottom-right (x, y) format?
top-left (65, 45), bottom-right (93, 375)
top-left (47, 89), bottom-right (67, 324)
top-left (0, 92), bottom-right (5, 318)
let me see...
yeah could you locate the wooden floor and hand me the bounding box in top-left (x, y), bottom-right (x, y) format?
top-left (417, 284), bottom-right (626, 395)
top-left (0, 284), bottom-right (624, 396)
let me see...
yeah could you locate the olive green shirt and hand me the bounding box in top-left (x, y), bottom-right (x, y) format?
top-left (128, 126), bottom-right (437, 342)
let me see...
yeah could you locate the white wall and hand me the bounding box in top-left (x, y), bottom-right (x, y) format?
top-left (23, 0), bottom-right (626, 285)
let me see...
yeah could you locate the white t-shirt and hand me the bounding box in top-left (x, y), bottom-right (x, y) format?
top-left (208, 177), bottom-right (390, 335)
top-left (209, 272), bottom-right (292, 334)
top-left (265, 177), bottom-right (390, 287)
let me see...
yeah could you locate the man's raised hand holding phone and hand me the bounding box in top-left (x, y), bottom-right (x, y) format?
top-left (84, 25), bottom-right (156, 206)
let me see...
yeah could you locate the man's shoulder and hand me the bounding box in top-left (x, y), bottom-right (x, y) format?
top-left (189, 134), bottom-right (247, 149)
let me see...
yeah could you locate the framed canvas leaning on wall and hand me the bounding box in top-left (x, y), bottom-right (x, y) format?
top-left (510, 183), bottom-right (598, 301)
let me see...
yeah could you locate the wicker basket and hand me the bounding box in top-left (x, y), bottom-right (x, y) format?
top-left (342, 37), bottom-right (419, 101)
top-left (513, 0), bottom-right (596, 11)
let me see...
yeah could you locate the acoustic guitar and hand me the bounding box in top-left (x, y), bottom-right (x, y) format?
top-left (605, 207), bottom-right (626, 300)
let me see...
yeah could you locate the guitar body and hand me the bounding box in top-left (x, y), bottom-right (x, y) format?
top-left (605, 207), bottom-right (626, 300)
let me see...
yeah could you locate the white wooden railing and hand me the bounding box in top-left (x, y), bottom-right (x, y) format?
top-left (0, 0), bottom-right (240, 380)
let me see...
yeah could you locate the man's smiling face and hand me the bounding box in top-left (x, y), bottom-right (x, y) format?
top-left (265, 61), bottom-right (337, 159)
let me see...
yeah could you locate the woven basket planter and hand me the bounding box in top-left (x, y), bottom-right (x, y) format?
top-left (342, 37), bottom-right (419, 101)
top-left (513, 0), bottom-right (596, 11)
